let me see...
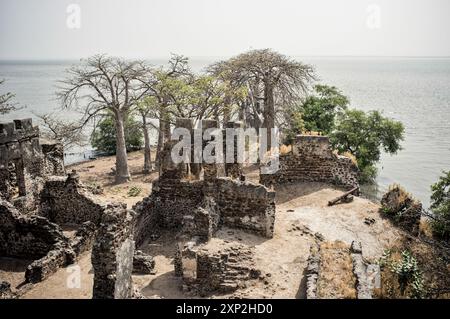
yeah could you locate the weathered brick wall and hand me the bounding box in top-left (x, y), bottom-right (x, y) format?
top-left (260, 135), bottom-right (359, 189)
top-left (92, 203), bottom-right (135, 299)
top-left (0, 119), bottom-right (64, 213)
top-left (40, 172), bottom-right (105, 226)
top-left (180, 197), bottom-right (220, 241)
top-left (215, 178), bottom-right (276, 238)
top-left (0, 199), bottom-right (74, 283)
top-left (175, 241), bottom-right (257, 295)
top-left (135, 175), bottom-right (276, 243)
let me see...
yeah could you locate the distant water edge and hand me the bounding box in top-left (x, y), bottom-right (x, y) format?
top-left (1, 57), bottom-right (450, 208)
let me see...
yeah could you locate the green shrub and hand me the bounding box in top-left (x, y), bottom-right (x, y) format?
top-left (378, 249), bottom-right (425, 299)
top-left (91, 114), bottom-right (143, 155)
top-left (430, 171), bottom-right (450, 239)
top-left (127, 186), bottom-right (142, 197)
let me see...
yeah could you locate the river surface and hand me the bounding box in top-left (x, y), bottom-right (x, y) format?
top-left (1, 57), bottom-right (449, 207)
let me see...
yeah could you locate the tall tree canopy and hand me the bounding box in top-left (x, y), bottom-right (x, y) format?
top-left (430, 170), bottom-right (450, 239)
top-left (57, 55), bottom-right (153, 183)
top-left (300, 84), bottom-right (349, 134)
top-left (209, 49), bottom-right (316, 147)
top-left (330, 109), bottom-right (404, 182)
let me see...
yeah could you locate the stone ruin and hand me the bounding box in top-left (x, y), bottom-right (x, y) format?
top-left (0, 119), bottom-right (65, 213)
top-left (260, 135), bottom-right (359, 190)
top-left (306, 240), bottom-right (377, 299)
top-left (133, 118), bottom-right (276, 294)
top-left (0, 119), bottom-right (126, 297)
top-left (0, 117), bottom-right (364, 299)
top-left (380, 184), bottom-right (422, 236)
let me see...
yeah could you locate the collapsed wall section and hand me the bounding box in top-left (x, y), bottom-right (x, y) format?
top-left (175, 239), bottom-right (259, 295)
top-left (39, 171), bottom-right (105, 226)
top-left (215, 178), bottom-right (276, 238)
top-left (260, 135), bottom-right (359, 189)
top-left (0, 199), bottom-right (74, 283)
top-left (0, 119), bottom-right (64, 213)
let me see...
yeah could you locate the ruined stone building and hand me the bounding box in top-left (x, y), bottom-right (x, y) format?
top-left (0, 119), bottom-right (64, 213)
top-left (260, 134), bottom-right (359, 189)
top-left (0, 117), bottom-right (362, 299)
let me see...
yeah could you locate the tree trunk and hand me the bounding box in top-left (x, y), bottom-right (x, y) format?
top-left (238, 102), bottom-right (245, 123)
top-left (222, 96), bottom-right (231, 127)
top-left (155, 106), bottom-right (170, 171)
top-left (263, 82), bottom-right (275, 149)
top-left (142, 115), bottom-right (153, 174)
top-left (114, 111), bottom-right (131, 183)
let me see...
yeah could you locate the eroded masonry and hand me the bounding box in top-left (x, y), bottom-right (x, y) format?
top-left (1, 118), bottom-right (367, 299)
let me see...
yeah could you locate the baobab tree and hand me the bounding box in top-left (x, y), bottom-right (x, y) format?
top-left (57, 55), bottom-right (153, 183)
top-left (147, 54), bottom-right (194, 169)
top-left (210, 49), bottom-right (316, 147)
top-left (136, 96), bottom-right (159, 174)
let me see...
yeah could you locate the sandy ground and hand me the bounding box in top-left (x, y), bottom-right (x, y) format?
top-left (5, 152), bottom-right (406, 299)
top-left (20, 252), bottom-right (94, 299)
top-left (67, 150), bottom-right (157, 208)
top-left (132, 182), bottom-right (403, 299)
top-left (0, 258), bottom-right (32, 292)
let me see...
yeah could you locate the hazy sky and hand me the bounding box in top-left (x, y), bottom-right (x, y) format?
top-left (1, 0), bottom-right (449, 59)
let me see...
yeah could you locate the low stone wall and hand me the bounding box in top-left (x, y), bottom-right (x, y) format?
top-left (175, 240), bottom-right (258, 295)
top-left (40, 172), bottom-right (105, 226)
top-left (305, 244), bottom-right (320, 299)
top-left (260, 135), bottom-right (359, 189)
top-left (0, 199), bottom-right (74, 283)
top-left (69, 221), bottom-right (97, 256)
top-left (350, 241), bottom-right (375, 299)
top-left (92, 203), bottom-right (135, 299)
top-left (305, 241), bottom-right (376, 299)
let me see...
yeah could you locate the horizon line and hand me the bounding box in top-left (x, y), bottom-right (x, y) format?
top-left (1, 55), bottom-right (450, 62)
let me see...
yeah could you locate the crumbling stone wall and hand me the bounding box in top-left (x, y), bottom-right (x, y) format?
top-left (305, 240), bottom-right (376, 299)
top-left (135, 175), bottom-right (276, 241)
top-left (92, 203), bottom-right (135, 299)
top-left (0, 199), bottom-right (74, 283)
top-left (380, 185), bottom-right (422, 235)
top-left (214, 178), bottom-right (276, 238)
top-left (175, 240), bottom-right (258, 295)
top-left (39, 171), bottom-right (105, 226)
top-left (0, 119), bottom-right (64, 213)
top-left (40, 139), bottom-right (65, 176)
top-left (134, 120), bottom-right (277, 244)
top-left (260, 135), bottom-right (359, 189)
top-left (69, 221), bottom-right (97, 256)
top-left (180, 197), bottom-right (220, 242)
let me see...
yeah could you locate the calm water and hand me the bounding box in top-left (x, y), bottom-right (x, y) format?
top-left (1, 58), bottom-right (449, 207)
